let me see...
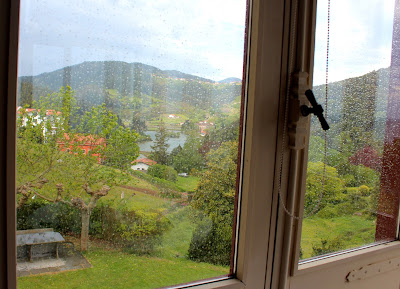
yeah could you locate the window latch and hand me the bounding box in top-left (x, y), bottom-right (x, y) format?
top-left (300, 89), bottom-right (330, 131)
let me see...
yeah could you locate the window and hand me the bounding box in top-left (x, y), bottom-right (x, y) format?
top-left (3, 0), bottom-right (400, 289)
top-left (14, 0), bottom-right (249, 288)
top-left (300, 0), bottom-right (399, 260)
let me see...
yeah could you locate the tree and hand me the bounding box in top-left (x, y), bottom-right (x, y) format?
top-left (305, 162), bottom-right (346, 215)
top-left (76, 104), bottom-right (140, 170)
top-left (147, 164), bottom-right (178, 182)
top-left (149, 122), bottom-right (169, 164)
top-left (349, 146), bottom-right (381, 171)
top-left (188, 141), bottom-right (238, 265)
top-left (17, 88), bottom-right (140, 251)
top-left (172, 133), bottom-right (205, 173)
top-left (130, 113), bottom-right (147, 135)
top-left (19, 80), bottom-right (33, 108)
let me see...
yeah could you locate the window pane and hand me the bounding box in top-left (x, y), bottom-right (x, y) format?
top-left (15, 0), bottom-right (247, 287)
top-left (300, 0), bottom-right (400, 260)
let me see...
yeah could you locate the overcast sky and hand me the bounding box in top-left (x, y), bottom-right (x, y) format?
top-left (18, 0), bottom-right (396, 84)
top-left (313, 0), bottom-right (395, 85)
top-left (18, 0), bottom-right (247, 81)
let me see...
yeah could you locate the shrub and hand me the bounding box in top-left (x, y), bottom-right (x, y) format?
top-left (158, 189), bottom-right (182, 199)
top-left (305, 162), bottom-right (346, 215)
top-left (346, 188), bottom-right (369, 213)
top-left (90, 201), bottom-right (172, 255)
top-left (148, 164), bottom-right (178, 182)
top-left (132, 170), bottom-right (182, 192)
top-left (188, 217), bottom-right (231, 266)
top-left (312, 236), bottom-right (344, 257)
top-left (315, 204), bottom-right (338, 219)
top-left (17, 199), bottom-right (81, 234)
top-left (359, 185), bottom-right (370, 196)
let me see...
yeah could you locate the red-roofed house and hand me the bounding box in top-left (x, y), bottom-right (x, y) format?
top-left (58, 133), bottom-right (106, 164)
top-left (131, 158), bottom-right (157, 171)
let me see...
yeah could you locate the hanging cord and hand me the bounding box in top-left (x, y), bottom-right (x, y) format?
top-left (278, 0), bottom-right (330, 220)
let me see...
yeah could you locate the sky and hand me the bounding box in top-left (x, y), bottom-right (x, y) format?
top-left (18, 0), bottom-right (396, 84)
top-left (313, 0), bottom-right (396, 85)
top-left (18, 0), bottom-right (247, 81)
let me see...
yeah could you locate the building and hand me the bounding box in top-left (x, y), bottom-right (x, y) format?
top-left (131, 157), bottom-right (157, 171)
top-left (57, 134), bottom-right (106, 164)
top-left (197, 120), bottom-right (214, 136)
top-left (16, 107), bottom-right (62, 135)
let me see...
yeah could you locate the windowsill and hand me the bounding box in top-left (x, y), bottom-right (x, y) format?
top-left (296, 240), bottom-right (400, 276)
top-left (180, 279), bottom-right (245, 289)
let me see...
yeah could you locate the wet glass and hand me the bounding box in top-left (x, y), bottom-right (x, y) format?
top-left (15, 0), bottom-right (247, 287)
top-left (300, 0), bottom-right (400, 260)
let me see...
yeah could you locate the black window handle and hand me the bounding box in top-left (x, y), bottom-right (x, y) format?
top-left (300, 89), bottom-right (330, 131)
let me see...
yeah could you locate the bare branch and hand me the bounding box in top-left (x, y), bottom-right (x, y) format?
top-left (71, 197), bottom-right (87, 210)
top-left (82, 183), bottom-right (95, 195)
top-left (97, 185), bottom-right (111, 197)
top-left (16, 178), bottom-right (49, 209)
top-left (31, 190), bottom-right (54, 202)
top-left (88, 185), bottom-right (110, 211)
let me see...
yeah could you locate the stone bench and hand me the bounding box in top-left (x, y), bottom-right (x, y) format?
top-left (17, 229), bottom-right (65, 262)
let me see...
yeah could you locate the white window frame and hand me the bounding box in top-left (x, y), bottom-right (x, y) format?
top-left (3, 0), bottom-right (400, 289)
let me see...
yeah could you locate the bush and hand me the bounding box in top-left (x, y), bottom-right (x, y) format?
top-left (359, 185), bottom-right (370, 196)
top-left (17, 199), bottom-right (81, 234)
top-left (147, 164), bottom-right (178, 182)
top-left (346, 188), bottom-right (369, 213)
top-left (312, 236), bottom-right (344, 257)
top-left (188, 217), bottom-right (231, 266)
top-left (158, 189), bottom-right (182, 199)
top-left (315, 204), bottom-right (338, 219)
top-left (132, 170), bottom-right (183, 192)
top-left (90, 201), bottom-right (171, 255)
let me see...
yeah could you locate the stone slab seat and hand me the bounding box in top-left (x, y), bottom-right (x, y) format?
top-left (16, 228), bottom-right (65, 262)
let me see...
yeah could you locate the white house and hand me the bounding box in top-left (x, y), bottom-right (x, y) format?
top-left (131, 158), bottom-right (157, 171)
top-left (17, 107), bottom-right (62, 135)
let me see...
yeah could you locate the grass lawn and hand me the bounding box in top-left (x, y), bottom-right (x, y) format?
top-left (17, 204), bottom-right (229, 289)
top-left (102, 188), bottom-right (170, 211)
top-left (157, 207), bottom-right (195, 259)
top-left (17, 249), bottom-right (229, 289)
top-left (16, 166), bottom-right (222, 288)
top-left (176, 176), bottom-right (200, 192)
top-left (300, 215), bottom-right (376, 259)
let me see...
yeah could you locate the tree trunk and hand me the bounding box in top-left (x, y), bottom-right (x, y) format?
top-left (80, 208), bottom-right (91, 251)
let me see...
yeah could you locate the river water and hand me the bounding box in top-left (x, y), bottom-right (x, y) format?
top-left (138, 130), bottom-right (187, 153)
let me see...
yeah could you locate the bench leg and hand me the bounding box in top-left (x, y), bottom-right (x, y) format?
top-left (56, 243), bottom-right (59, 259)
top-left (28, 245), bottom-right (32, 262)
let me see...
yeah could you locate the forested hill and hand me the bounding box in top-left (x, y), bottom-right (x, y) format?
top-left (311, 67), bottom-right (390, 150)
top-left (18, 61), bottom-right (242, 112)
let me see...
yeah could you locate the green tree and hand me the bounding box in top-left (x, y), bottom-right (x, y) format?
top-left (172, 133), bottom-right (205, 173)
top-left (188, 141), bottom-right (238, 265)
top-left (130, 113), bottom-right (147, 134)
top-left (147, 164), bottom-right (178, 182)
top-left (17, 88), bottom-right (139, 251)
top-left (19, 80), bottom-right (33, 108)
top-left (149, 122), bottom-right (169, 164)
top-left (34, 86), bottom-right (79, 132)
top-left (305, 162), bottom-right (346, 215)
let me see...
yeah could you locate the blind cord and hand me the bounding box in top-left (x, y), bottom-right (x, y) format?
top-left (278, 0), bottom-right (330, 220)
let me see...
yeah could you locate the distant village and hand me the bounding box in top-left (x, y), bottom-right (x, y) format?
top-left (17, 107), bottom-right (212, 174)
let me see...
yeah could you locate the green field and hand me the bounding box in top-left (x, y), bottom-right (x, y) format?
top-left (18, 249), bottom-right (228, 289)
top-left (17, 170), bottom-right (378, 287)
top-left (176, 176), bottom-right (200, 192)
top-left (301, 216), bottom-right (376, 259)
top-left (18, 192), bottom-right (229, 289)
